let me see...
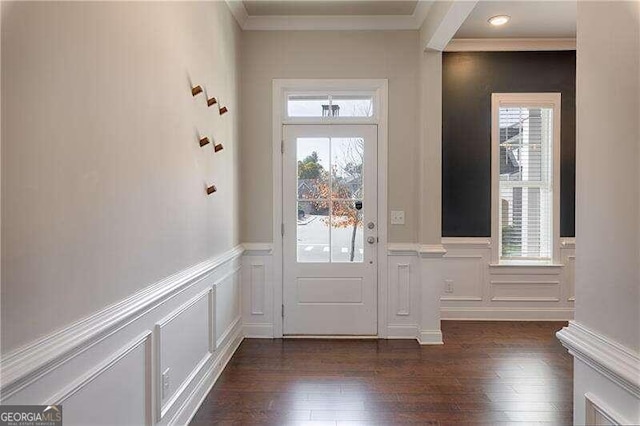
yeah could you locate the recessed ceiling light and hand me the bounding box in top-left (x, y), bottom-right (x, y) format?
top-left (488, 15), bottom-right (510, 26)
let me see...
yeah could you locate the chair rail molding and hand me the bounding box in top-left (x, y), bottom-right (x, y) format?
top-left (557, 321), bottom-right (640, 398)
top-left (242, 243), bottom-right (273, 256)
top-left (387, 243), bottom-right (420, 256)
top-left (418, 244), bottom-right (447, 258)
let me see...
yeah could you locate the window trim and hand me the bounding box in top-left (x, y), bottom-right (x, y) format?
top-left (491, 93), bottom-right (562, 265)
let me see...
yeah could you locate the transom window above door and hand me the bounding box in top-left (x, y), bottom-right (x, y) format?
top-left (286, 92), bottom-right (376, 119)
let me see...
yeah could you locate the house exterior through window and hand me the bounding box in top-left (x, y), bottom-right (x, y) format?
top-left (491, 93), bottom-right (561, 264)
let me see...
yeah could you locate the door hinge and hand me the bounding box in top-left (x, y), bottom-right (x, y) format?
top-left (281, 223), bottom-right (284, 236)
top-left (281, 139), bottom-right (284, 154)
top-left (281, 304), bottom-right (284, 318)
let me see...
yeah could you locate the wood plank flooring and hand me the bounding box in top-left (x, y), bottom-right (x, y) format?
top-left (191, 321), bottom-right (572, 425)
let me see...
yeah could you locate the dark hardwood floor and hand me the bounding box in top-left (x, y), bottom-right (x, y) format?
top-left (191, 321), bottom-right (572, 425)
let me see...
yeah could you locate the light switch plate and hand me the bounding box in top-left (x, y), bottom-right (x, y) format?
top-left (444, 279), bottom-right (454, 294)
top-left (390, 210), bottom-right (405, 225)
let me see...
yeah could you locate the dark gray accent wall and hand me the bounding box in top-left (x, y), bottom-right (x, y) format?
top-left (442, 51), bottom-right (576, 237)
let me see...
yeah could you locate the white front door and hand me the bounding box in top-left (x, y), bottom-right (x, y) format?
top-left (283, 124), bottom-right (378, 335)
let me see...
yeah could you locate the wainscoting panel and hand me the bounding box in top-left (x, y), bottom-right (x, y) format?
top-left (240, 239), bottom-right (576, 340)
top-left (440, 255), bottom-right (485, 302)
top-left (440, 238), bottom-right (575, 320)
top-left (155, 289), bottom-right (213, 419)
top-left (0, 245), bottom-right (245, 426)
top-left (395, 264), bottom-right (411, 316)
top-left (215, 267), bottom-right (241, 347)
top-left (242, 244), bottom-right (274, 338)
top-left (250, 263), bottom-right (266, 315)
top-left (386, 249), bottom-right (420, 338)
top-left (49, 331), bottom-right (152, 426)
top-left (490, 280), bottom-right (561, 302)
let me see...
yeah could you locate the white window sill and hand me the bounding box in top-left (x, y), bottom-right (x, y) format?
top-left (490, 262), bottom-right (564, 268)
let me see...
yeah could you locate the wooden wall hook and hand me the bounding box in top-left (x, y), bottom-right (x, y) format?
top-left (206, 185), bottom-right (217, 195)
top-left (219, 106), bottom-right (228, 115)
top-left (191, 85), bottom-right (203, 97)
top-left (214, 143), bottom-right (224, 153)
top-left (207, 97), bottom-right (217, 107)
top-left (199, 136), bottom-right (210, 147)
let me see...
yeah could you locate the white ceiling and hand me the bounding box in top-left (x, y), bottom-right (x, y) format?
top-left (455, 1), bottom-right (576, 39)
top-left (243, 0), bottom-right (419, 16)
top-left (228, 0), bottom-right (576, 40)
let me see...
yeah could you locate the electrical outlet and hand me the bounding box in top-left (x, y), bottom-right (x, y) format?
top-left (390, 210), bottom-right (405, 225)
top-left (444, 279), bottom-right (454, 294)
top-left (162, 368), bottom-right (171, 398)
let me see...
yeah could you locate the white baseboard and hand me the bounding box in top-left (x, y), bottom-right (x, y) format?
top-left (418, 329), bottom-right (444, 345)
top-left (386, 324), bottom-right (419, 339)
top-left (243, 323), bottom-right (274, 338)
top-left (170, 321), bottom-right (244, 426)
top-left (441, 307), bottom-right (574, 321)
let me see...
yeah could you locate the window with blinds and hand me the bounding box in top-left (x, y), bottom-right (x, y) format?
top-left (492, 94), bottom-right (560, 264)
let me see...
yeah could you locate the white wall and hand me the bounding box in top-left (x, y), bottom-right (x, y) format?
top-left (1, 3), bottom-right (245, 423)
top-left (557, 1), bottom-right (640, 424)
top-left (1, 1), bottom-right (241, 353)
top-left (240, 30), bottom-right (420, 243)
top-left (574, 0), bottom-right (640, 353)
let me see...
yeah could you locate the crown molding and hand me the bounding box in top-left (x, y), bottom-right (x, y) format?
top-left (412, 0), bottom-right (434, 29)
top-left (445, 38), bottom-right (577, 52)
top-left (225, 1), bottom-right (434, 31)
top-left (225, 0), bottom-right (249, 29)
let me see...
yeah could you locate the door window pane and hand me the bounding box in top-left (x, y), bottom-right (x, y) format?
top-left (330, 200), bottom-right (364, 263)
top-left (297, 138), bottom-right (329, 199)
top-left (331, 137), bottom-right (364, 199)
top-left (296, 136), bottom-right (365, 264)
top-left (297, 200), bottom-right (330, 263)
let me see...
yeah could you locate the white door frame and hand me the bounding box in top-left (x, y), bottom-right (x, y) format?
top-left (272, 79), bottom-right (389, 338)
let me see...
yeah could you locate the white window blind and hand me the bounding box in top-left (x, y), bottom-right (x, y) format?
top-left (498, 105), bottom-right (554, 262)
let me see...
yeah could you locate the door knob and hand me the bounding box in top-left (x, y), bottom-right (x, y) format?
top-left (367, 236), bottom-right (376, 244)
